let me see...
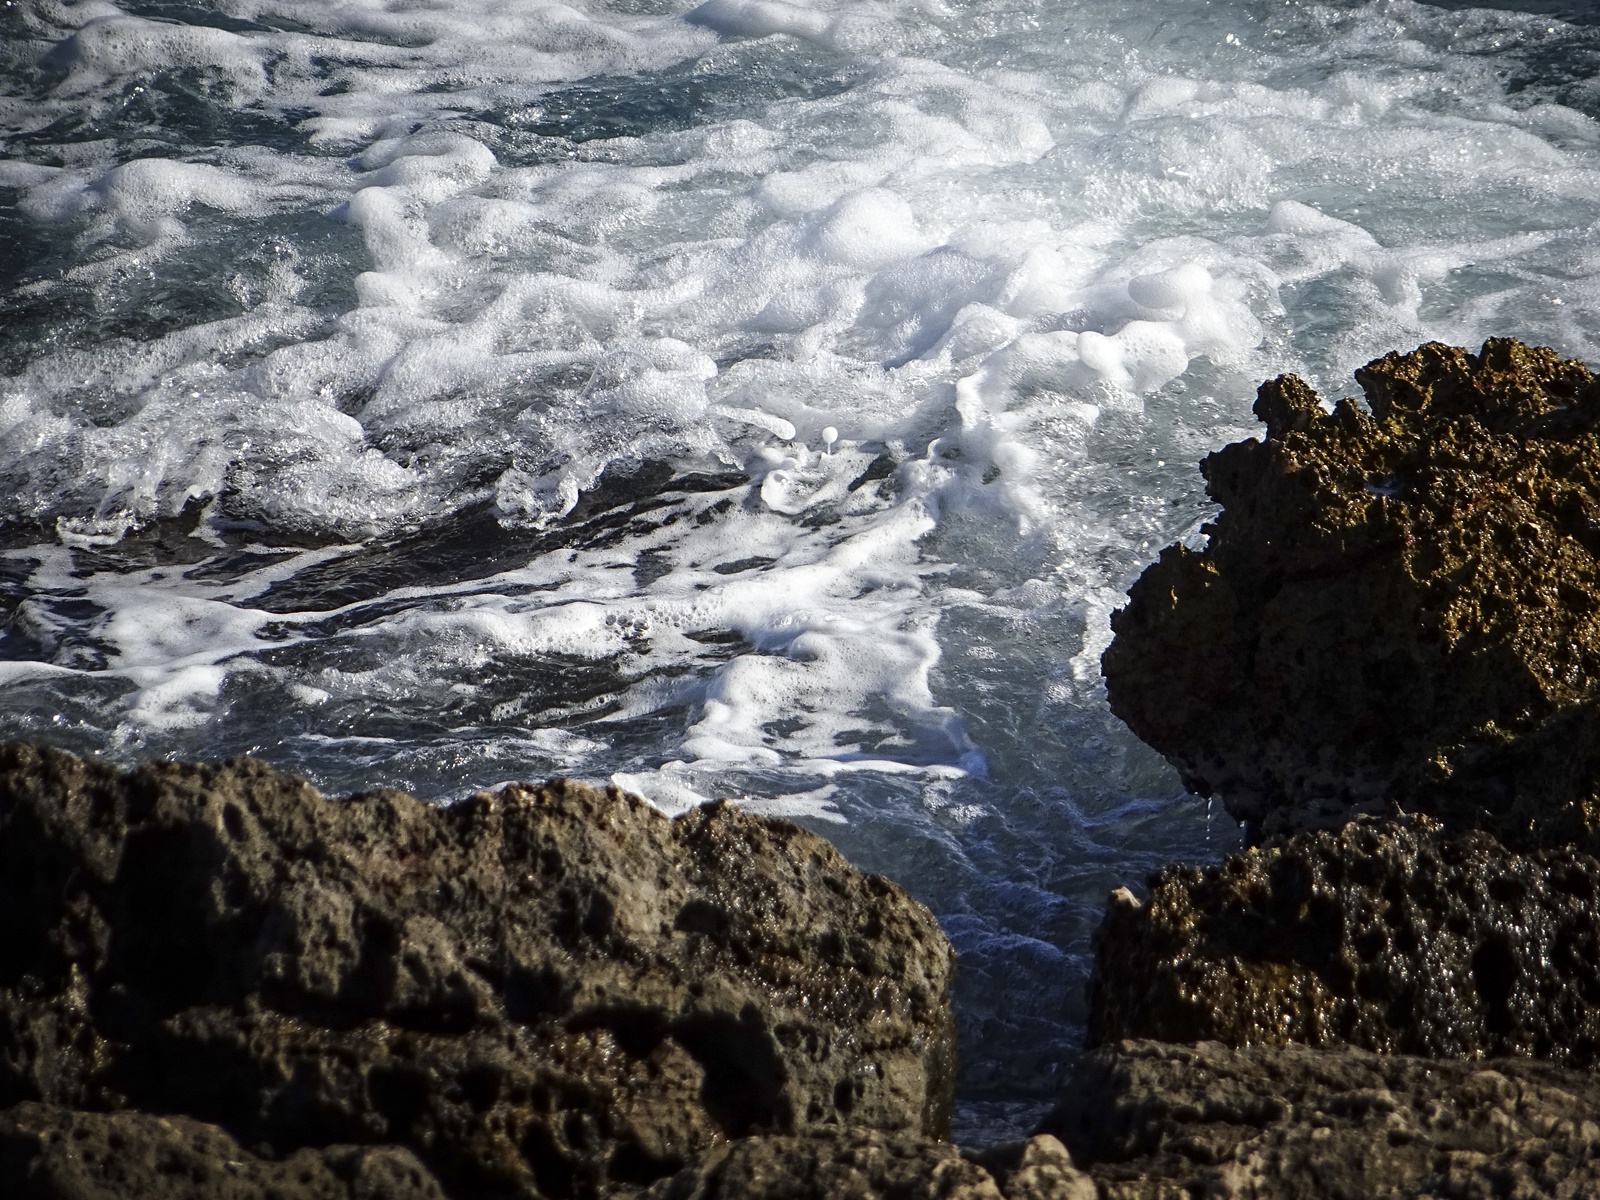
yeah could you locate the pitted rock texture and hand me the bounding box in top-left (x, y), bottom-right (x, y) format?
top-left (1045, 1040), bottom-right (1600, 1200)
top-left (645, 1129), bottom-right (1094, 1200)
top-left (0, 742), bottom-right (954, 1200)
top-left (1102, 338), bottom-right (1600, 846)
top-left (0, 1102), bottom-right (447, 1200)
top-left (1087, 817), bottom-right (1600, 1064)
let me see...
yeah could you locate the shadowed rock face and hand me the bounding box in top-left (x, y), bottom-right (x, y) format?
top-left (0, 1103), bottom-right (448, 1200)
top-left (643, 1129), bottom-right (1095, 1200)
top-left (1102, 338), bottom-right (1600, 847)
top-left (1044, 1040), bottom-right (1600, 1200)
top-left (1086, 817), bottom-right (1600, 1065)
top-left (0, 742), bottom-right (954, 1200)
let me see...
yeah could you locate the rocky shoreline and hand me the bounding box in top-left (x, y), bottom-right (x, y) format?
top-left (1083, 338), bottom-right (1600, 1198)
top-left (7, 339), bottom-right (1600, 1197)
top-left (0, 741), bottom-right (1085, 1199)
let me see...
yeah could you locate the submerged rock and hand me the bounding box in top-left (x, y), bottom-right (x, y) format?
top-left (1087, 817), bottom-right (1600, 1065)
top-left (1102, 338), bottom-right (1600, 846)
top-left (1045, 1039), bottom-right (1600, 1200)
top-left (0, 742), bottom-right (954, 1200)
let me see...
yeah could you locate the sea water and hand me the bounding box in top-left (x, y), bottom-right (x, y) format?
top-left (3, 0), bottom-right (1600, 1138)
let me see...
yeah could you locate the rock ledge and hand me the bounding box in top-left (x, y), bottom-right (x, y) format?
top-left (0, 742), bottom-right (955, 1199)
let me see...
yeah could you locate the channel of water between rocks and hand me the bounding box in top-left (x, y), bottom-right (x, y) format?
top-left (7, 339), bottom-right (1600, 1198)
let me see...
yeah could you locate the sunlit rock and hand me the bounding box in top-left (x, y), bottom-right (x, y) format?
top-left (1086, 816), bottom-right (1600, 1064)
top-left (1104, 338), bottom-right (1600, 847)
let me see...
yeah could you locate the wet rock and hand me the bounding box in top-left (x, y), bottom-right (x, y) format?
top-left (1044, 1039), bottom-right (1600, 1200)
top-left (0, 1102), bottom-right (447, 1200)
top-left (1102, 338), bottom-right (1600, 846)
top-left (0, 742), bottom-right (954, 1200)
top-left (644, 1128), bottom-right (1094, 1200)
top-left (1087, 816), bottom-right (1600, 1064)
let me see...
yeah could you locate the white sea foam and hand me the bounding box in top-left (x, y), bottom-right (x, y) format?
top-left (51, 15), bottom-right (271, 97)
top-left (5, 0), bottom-right (1598, 770)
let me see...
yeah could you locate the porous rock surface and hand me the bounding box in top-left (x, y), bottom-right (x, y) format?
top-left (0, 742), bottom-right (954, 1200)
top-left (1087, 816), bottom-right (1600, 1064)
top-left (644, 1129), bottom-right (1094, 1200)
top-left (1103, 338), bottom-right (1600, 846)
top-left (0, 1102), bottom-right (447, 1200)
top-left (1045, 1039), bottom-right (1600, 1200)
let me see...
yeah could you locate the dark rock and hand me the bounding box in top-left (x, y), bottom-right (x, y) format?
top-left (0, 1101), bottom-right (447, 1200)
top-left (0, 742), bottom-right (954, 1200)
top-left (1044, 1039), bottom-right (1600, 1200)
top-left (644, 1128), bottom-right (1094, 1200)
top-left (1102, 338), bottom-right (1600, 846)
top-left (1087, 816), bottom-right (1600, 1065)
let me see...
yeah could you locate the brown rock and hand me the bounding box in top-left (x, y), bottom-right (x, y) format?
top-left (1045, 1039), bottom-right (1600, 1200)
top-left (0, 742), bottom-right (954, 1199)
top-left (1086, 817), bottom-right (1600, 1064)
top-left (0, 1102), bottom-right (447, 1200)
top-left (644, 1128), bottom-right (1001, 1200)
top-left (644, 1128), bottom-right (1094, 1200)
top-left (1102, 338), bottom-right (1600, 846)
top-left (967, 1134), bottom-right (1098, 1200)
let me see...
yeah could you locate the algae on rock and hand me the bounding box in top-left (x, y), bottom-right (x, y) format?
top-left (1102, 338), bottom-right (1600, 846)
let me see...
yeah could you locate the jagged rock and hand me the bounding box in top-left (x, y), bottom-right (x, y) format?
top-left (965, 1134), bottom-right (1098, 1200)
top-left (1086, 816), bottom-right (1600, 1065)
top-left (1044, 1040), bottom-right (1600, 1200)
top-left (644, 1128), bottom-right (1094, 1200)
top-left (0, 742), bottom-right (955, 1200)
top-left (0, 1102), bottom-right (447, 1200)
top-left (1102, 338), bottom-right (1600, 846)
